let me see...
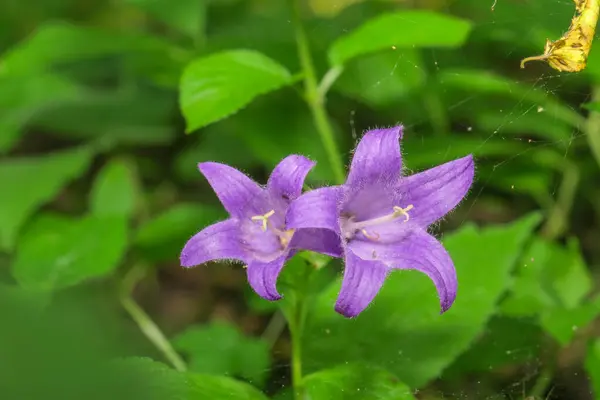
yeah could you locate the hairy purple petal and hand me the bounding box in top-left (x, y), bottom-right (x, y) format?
top-left (198, 162), bottom-right (263, 218)
top-left (246, 255), bottom-right (287, 300)
top-left (289, 228), bottom-right (343, 258)
top-left (349, 229), bottom-right (457, 313)
top-left (334, 251), bottom-right (389, 318)
top-left (347, 126), bottom-right (403, 187)
top-left (267, 155), bottom-right (315, 201)
top-left (286, 187), bottom-right (342, 233)
top-left (180, 219), bottom-right (246, 267)
top-left (398, 155), bottom-right (474, 227)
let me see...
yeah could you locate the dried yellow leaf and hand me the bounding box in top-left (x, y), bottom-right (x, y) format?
top-left (521, 0), bottom-right (599, 72)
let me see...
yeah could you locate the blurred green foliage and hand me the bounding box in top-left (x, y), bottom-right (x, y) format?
top-left (1, 0), bottom-right (600, 399)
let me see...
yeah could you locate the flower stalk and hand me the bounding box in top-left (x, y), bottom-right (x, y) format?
top-left (120, 264), bottom-right (187, 372)
top-left (291, 0), bottom-right (345, 184)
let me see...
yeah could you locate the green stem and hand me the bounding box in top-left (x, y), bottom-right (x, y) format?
top-left (292, 0), bottom-right (345, 184)
top-left (422, 83), bottom-right (450, 135)
top-left (317, 66), bottom-right (344, 99)
top-left (120, 265), bottom-right (187, 372)
top-left (289, 297), bottom-right (305, 400)
top-left (540, 161), bottom-right (579, 239)
top-left (261, 310), bottom-right (288, 348)
top-left (528, 364), bottom-right (555, 399)
top-left (586, 86), bottom-right (600, 168)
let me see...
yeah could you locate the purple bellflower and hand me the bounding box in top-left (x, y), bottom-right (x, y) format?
top-left (180, 155), bottom-right (343, 301)
top-left (286, 126), bottom-right (474, 318)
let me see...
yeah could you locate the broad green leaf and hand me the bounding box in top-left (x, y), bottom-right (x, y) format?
top-left (125, 0), bottom-right (205, 39)
top-left (198, 93), bottom-right (338, 183)
top-left (32, 89), bottom-right (177, 146)
top-left (0, 146), bottom-right (93, 252)
top-left (438, 69), bottom-right (584, 127)
top-left (303, 364), bottom-right (415, 399)
top-left (134, 203), bottom-right (226, 262)
top-left (0, 296), bottom-right (165, 400)
top-left (187, 373), bottom-right (269, 400)
top-left (90, 158), bottom-right (139, 218)
top-left (180, 49), bottom-right (293, 132)
top-left (586, 339), bottom-right (600, 400)
top-left (446, 316), bottom-right (542, 377)
top-left (0, 73), bottom-right (80, 153)
top-left (112, 358), bottom-right (191, 400)
top-left (501, 237), bottom-right (592, 317)
top-left (1, 22), bottom-right (185, 76)
top-left (328, 11), bottom-right (472, 66)
top-left (541, 296), bottom-right (600, 347)
top-left (114, 358), bottom-right (266, 400)
top-left (474, 111), bottom-right (574, 147)
top-left (333, 50), bottom-right (425, 107)
top-left (173, 321), bottom-right (271, 387)
top-left (304, 213), bottom-right (542, 388)
top-left (12, 213), bottom-right (128, 291)
top-left (583, 102), bottom-right (600, 113)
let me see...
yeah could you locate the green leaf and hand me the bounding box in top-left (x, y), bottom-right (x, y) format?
top-left (303, 213), bottom-right (542, 388)
top-left (501, 237), bottom-right (592, 317)
top-left (1, 22), bottom-right (184, 76)
top-left (12, 213), bottom-right (128, 291)
top-left (113, 358), bottom-right (268, 400)
top-left (180, 50), bottom-right (293, 132)
top-left (438, 69), bottom-right (584, 127)
top-left (541, 296), bottom-right (600, 347)
top-left (125, 0), bottom-right (205, 39)
top-left (474, 111), bottom-right (574, 147)
top-left (111, 357), bottom-right (192, 400)
top-left (586, 339), bottom-right (600, 400)
top-left (32, 89), bottom-right (177, 147)
top-left (90, 158), bottom-right (139, 218)
top-left (187, 373), bottom-right (269, 400)
top-left (0, 146), bottom-right (93, 252)
top-left (333, 50), bottom-right (425, 107)
top-left (198, 93), bottom-right (338, 183)
top-left (0, 73), bottom-right (80, 153)
top-left (328, 11), bottom-right (472, 66)
top-left (303, 364), bottom-right (415, 399)
top-left (446, 316), bottom-right (542, 377)
top-left (583, 102), bottom-right (600, 113)
top-left (173, 321), bottom-right (271, 387)
top-left (134, 203), bottom-right (226, 262)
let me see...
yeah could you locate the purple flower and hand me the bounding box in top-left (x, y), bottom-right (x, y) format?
top-left (180, 155), bottom-right (343, 301)
top-left (286, 126), bottom-right (474, 318)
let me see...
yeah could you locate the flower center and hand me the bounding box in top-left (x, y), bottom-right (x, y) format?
top-left (342, 204), bottom-right (413, 241)
top-left (250, 210), bottom-right (295, 248)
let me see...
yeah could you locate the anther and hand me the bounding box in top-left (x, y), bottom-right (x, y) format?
top-left (393, 204), bottom-right (414, 222)
top-left (361, 229), bottom-right (380, 241)
top-left (251, 210), bottom-right (275, 231)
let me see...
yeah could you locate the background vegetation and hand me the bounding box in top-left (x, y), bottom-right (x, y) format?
top-left (2, 0), bottom-right (600, 399)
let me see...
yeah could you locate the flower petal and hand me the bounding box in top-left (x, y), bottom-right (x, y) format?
top-left (349, 228), bottom-right (457, 313)
top-left (198, 162), bottom-right (264, 218)
top-left (180, 219), bottom-right (246, 267)
top-left (289, 228), bottom-right (343, 258)
top-left (267, 155), bottom-right (315, 201)
top-left (246, 255), bottom-right (287, 301)
top-left (286, 187), bottom-right (342, 233)
top-left (347, 126), bottom-right (403, 187)
top-left (334, 251), bottom-right (389, 318)
top-left (398, 155), bottom-right (474, 227)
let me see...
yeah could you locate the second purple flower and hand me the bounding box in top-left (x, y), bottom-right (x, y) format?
top-left (286, 126), bottom-right (475, 318)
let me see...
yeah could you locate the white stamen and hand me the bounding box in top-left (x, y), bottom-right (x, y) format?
top-left (251, 210), bottom-right (275, 231)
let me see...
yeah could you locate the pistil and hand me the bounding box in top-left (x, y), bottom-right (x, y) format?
top-left (344, 204), bottom-right (414, 241)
